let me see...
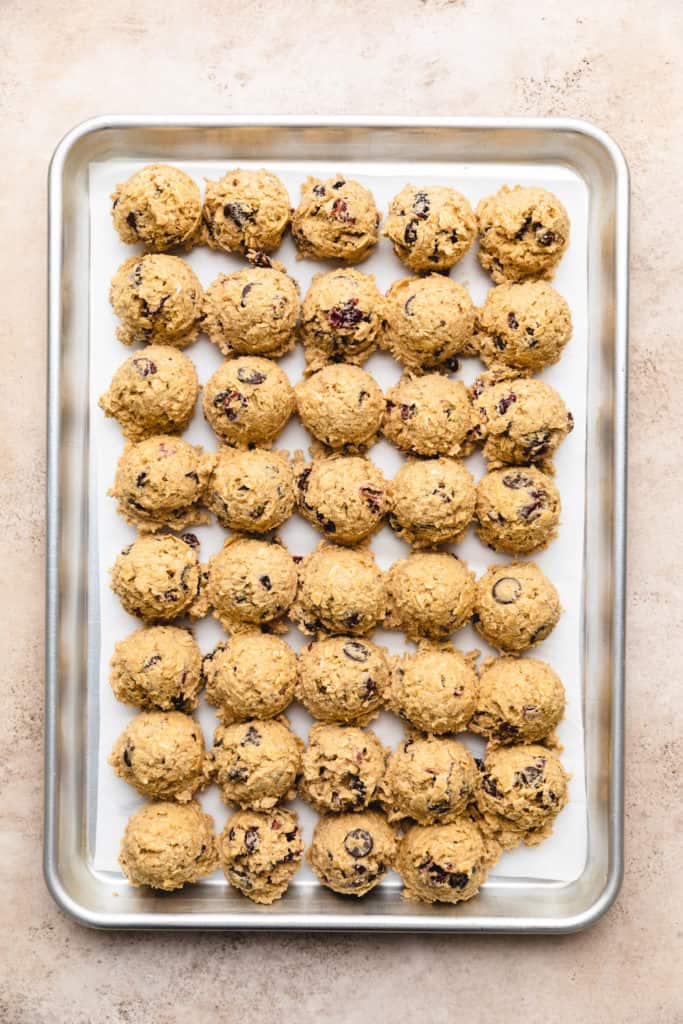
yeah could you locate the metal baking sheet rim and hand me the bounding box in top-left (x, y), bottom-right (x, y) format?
top-left (45, 115), bottom-right (628, 933)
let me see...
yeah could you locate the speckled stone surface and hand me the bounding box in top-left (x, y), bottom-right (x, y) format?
top-left (1, 1), bottom-right (681, 1021)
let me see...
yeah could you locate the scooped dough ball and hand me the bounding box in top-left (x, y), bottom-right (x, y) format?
top-left (382, 275), bottom-right (476, 373)
top-left (203, 357), bottom-right (295, 447)
top-left (206, 448), bottom-right (296, 534)
top-left (475, 467), bottom-right (561, 554)
top-left (202, 168), bottom-right (290, 253)
top-left (295, 364), bottom-right (384, 449)
top-left (384, 374), bottom-right (474, 458)
top-left (109, 711), bottom-right (206, 802)
top-left (206, 718), bottom-right (303, 810)
top-left (295, 455), bottom-right (390, 545)
top-left (470, 656), bottom-right (566, 746)
top-left (385, 552), bottom-right (475, 640)
top-left (203, 633), bottom-right (297, 724)
top-left (292, 175), bottom-right (380, 263)
top-left (383, 185), bottom-right (476, 272)
top-left (396, 819), bottom-right (494, 904)
top-left (308, 811), bottom-right (397, 896)
top-left (476, 185), bottom-right (570, 283)
top-left (300, 724), bottom-right (387, 814)
top-left (109, 625), bottom-right (202, 711)
top-left (109, 255), bottom-right (204, 348)
top-left (381, 736), bottom-right (479, 825)
top-left (471, 373), bottom-right (574, 469)
top-left (99, 345), bottom-right (199, 442)
top-left (110, 436), bottom-right (211, 533)
top-left (219, 807), bottom-right (303, 904)
top-left (387, 643), bottom-right (479, 735)
top-left (300, 269), bottom-right (384, 368)
top-left (111, 164), bottom-right (202, 252)
top-left (110, 534), bottom-right (200, 622)
top-left (474, 281), bottom-right (572, 372)
top-left (389, 457), bottom-right (476, 547)
top-left (477, 744), bottom-right (570, 848)
top-left (474, 561), bottom-right (561, 654)
top-left (297, 636), bottom-right (389, 725)
top-left (118, 801), bottom-right (217, 891)
top-left (202, 267), bottom-right (299, 359)
top-left (292, 543), bottom-right (387, 636)
top-left (204, 537), bottom-right (297, 632)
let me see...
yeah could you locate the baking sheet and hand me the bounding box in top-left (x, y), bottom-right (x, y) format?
top-left (88, 158), bottom-right (588, 887)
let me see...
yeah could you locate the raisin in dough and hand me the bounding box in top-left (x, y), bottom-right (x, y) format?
top-left (470, 656), bottom-right (566, 746)
top-left (387, 643), bottom-right (479, 735)
top-left (384, 374), bottom-right (475, 458)
top-left (206, 448), bottom-right (296, 534)
top-left (473, 561), bottom-right (561, 654)
top-left (219, 807), bottom-right (303, 904)
top-left (382, 275), bottom-right (476, 372)
top-left (474, 281), bottom-right (572, 372)
top-left (300, 269), bottom-right (384, 369)
top-left (109, 711), bottom-right (206, 802)
top-left (297, 636), bottom-right (389, 725)
top-left (203, 633), bottom-right (297, 724)
top-left (291, 543), bottom-right (387, 637)
top-left (99, 345), bottom-right (199, 442)
top-left (111, 164), bottom-right (202, 252)
top-left (109, 625), bottom-right (202, 711)
top-left (118, 801), bottom-right (217, 891)
top-left (300, 723), bottom-right (387, 814)
top-left (396, 819), bottom-right (496, 904)
top-left (292, 175), bottom-right (380, 263)
top-left (295, 454), bottom-right (390, 545)
top-left (308, 811), bottom-right (397, 897)
top-left (206, 718), bottom-right (302, 810)
top-left (203, 266), bottom-right (299, 358)
top-left (202, 168), bottom-right (290, 253)
top-left (389, 457), bottom-right (476, 548)
top-left (476, 185), bottom-right (570, 283)
top-left (203, 536), bottom-right (298, 633)
top-left (109, 255), bottom-right (204, 348)
top-left (203, 357), bottom-right (295, 447)
top-left (295, 364), bottom-right (384, 449)
top-left (385, 552), bottom-right (476, 641)
top-left (381, 736), bottom-right (479, 826)
top-left (475, 466), bottom-right (561, 555)
top-left (110, 534), bottom-right (201, 622)
top-left (383, 185), bottom-right (476, 272)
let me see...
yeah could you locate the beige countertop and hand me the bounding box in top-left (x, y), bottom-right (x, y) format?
top-left (1, 1), bottom-right (681, 1021)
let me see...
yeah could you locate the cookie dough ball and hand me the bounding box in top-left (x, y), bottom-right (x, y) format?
top-left (109, 711), bottom-right (206, 802)
top-left (474, 561), bottom-right (561, 654)
top-left (308, 811), bottom-right (396, 896)
top-left (203, 633), bottom-right (297, 724)
top-left (382, 275), bottom-right (476, 373)
top-left (110, 436), bottom-right (211, 533)
top-left (203, 267), bottom-right (299, 359)
top-left (476, 185), bottom-right (570, 283)
top-left (109, 625), bottom-right (202, 711)
top-left (292, 544), bottom-right (387, 636)
top-left (297, 636), bottom-right (389, 725)
top-left (119, 800), bottom-right (217, 891)
top-left (300, 724), bottom-right (386, 814)
top-left (388, 644), bottom-right (479, 735)
top-left (204, 537), bottom-right (297, 632)
top-left (381, 736), bottom-right (479, 825)
top-left (396, 819), bottom-right (494, 904)
top-left (219, 807), bottom-right (303, 904)
top-left (475, 281), bottom-right (572, 372)
top-left (206, 448), bottom-right (296, 534)
top-left (292, 175), bottom-right (380, 263)
top-left (202, 168), bottom-right (290, 253)
top-left (470, 656), bottom-right (566, 745)
top-left (475, 467), bottom-right (561, 554)
top-left (471, 373), bottom-right (574, 468)
top-left (110, 534), bottom-right (200, 622)
top-left (109, 255), bottom-right (204, 349)
top-left (99, 345), bottom-right (199, 442)
top-left (300, 269), bottom-right (384, 368)
top-left (295, 364), bottom-right (384, 449)
top-left (477, 744), bottom-right (570, 847)
top-left (389, 457), bottom-right (475, 548)
top-left (295, 455), bottom-right (390, 545)
top-left (111, 164), bottom-right (202, 252)
top-left (207, 719), bottom-right (302, 810)
top-left (384, 374), bottom-right (474, 458)
top-left (385, 552), bottom-right (475, 640)
top-left (203, 357), bottom-right (295, 447)
top-left (383, 185), bottom-right (476, 272)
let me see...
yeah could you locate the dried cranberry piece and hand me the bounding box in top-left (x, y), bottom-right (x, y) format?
top-left (126, 211), bottom-right (138, 232)
top-left (241, 725), bottom-right (261, 747)
top-left (240, 283), bottom-right (255, 307)
top-left (312, 184), bottom-right (326, 197)
top-left (507, 312), bottom-right (519, 330)
top-left (142, 654), bottom-right (161, 670)
top-left (249, 250), bottom-right (273, 268)
top-left (236, 367), bottom-right (267, 385)
top-left (345, 611), bottom-right (362, 629)
top-left (514, 215), bottom-right (532, 240)
top-left (259, 575), bottom-right (272, 590)
top-left (223, 202), bottom-right (254, 227)
top-left (328, 298), bottom-right (362, 329)
top-left (133, 357), bottom-right (157, 378)
top-left (228, 765), bottom-right (248, 782)
top-left (343, 828), bottom-right (373, 858)
top-left (482, 774), bottom-right (502, 798)
top-left (412, 191), bottom-right (430, 219)
top-left (135, 471), bottom-right (148, 488)
top-left (502, 471), bottom-right (533, 489)
top-left (448, 872), bottom-right (469, 890)
top-left (181, 533), bottom-right (199, 548)
top-left (330, 198), bottom-right (355, 223)
top-left (332, 180), bottom-right (345, 190)
top-left (404, 220), bottom-right (418, 245)
top-left (285, 828), bottom-right (298, 842)
top-left (492, 334), bottom-right (507, 351)
top-left (404, 295), bottom-right (416, 316)
top-left (359, 486), bottom-right (384, 513)
top-left (213, 389), bottom-right (247, 421)
top-left (497, 393), bottom-right (517, 415)
top-left (170, 693), bottom-right (186, 710)
top-left (400, 403), bottom-right (416, 422)
top-left (244, 827), bottom-right (259, 853)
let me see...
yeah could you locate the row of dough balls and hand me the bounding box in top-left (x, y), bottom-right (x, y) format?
top-left (109, 253), bottom-right (573, 376)
top-left (111, 164), bottom-right (569, 283)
